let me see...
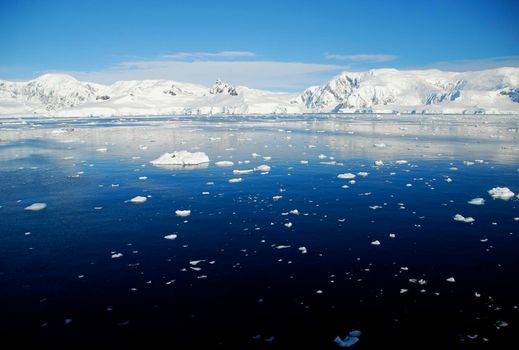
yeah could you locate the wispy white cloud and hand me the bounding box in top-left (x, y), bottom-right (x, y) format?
top-left (162, 51), bottom-right (256, 60)
top-left (424, 55), bottom-right (519, 71)
top-left (60, 59), bottom-right (347, 91)
top-left (325, 53), bottom-right (398, 62)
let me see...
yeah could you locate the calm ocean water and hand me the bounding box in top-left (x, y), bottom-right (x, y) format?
top-left (0, 115), bottom-right (518, 348)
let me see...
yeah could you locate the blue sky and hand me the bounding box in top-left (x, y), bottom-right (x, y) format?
top-left (1, 0), bottom-right (518, 90)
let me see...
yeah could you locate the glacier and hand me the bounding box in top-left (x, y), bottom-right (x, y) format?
top-left (1, 67), bottom-right (518, 117)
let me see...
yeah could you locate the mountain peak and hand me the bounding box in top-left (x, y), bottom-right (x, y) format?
top-left (209, 79), bottom-right (238, 96)
top-left (32, 73), bottom-right (81, 85)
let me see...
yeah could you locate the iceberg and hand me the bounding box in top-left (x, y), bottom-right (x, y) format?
top-left (24, 203), bottom-right (47, 211)
top-left (488, 187), bottom-right (515, 200)
top-left (150, 151), bottom-right (209, 166)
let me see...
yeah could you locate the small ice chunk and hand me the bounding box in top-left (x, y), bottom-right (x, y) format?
top-left (255, 165), bottom-right (271, 172)
top-left (111, 253), bottom-right (123, 259)
top-left (300, 160), bottom-right (309, 164)
top-left (334, 335), bottom-right (359, 348)
top-left (272, 195), bottom-right (283, 201)
top-left (373, 143), bottom-right (386, 148)
top-left (164, 234), bottom-right (178, 240)
top-left (138, 176), bottom-right (148, 180)
top-left (96, 148), bottom-right (108, 153)
top-left (284, 222), bottom-right (293, 228)
top-left (338, 173), bottom-right (356, 179)
top-left (357, 172), bottom-right (368, 177)
top-left (215, 161), bottom-right (234, 167)
top-left (190, 260), bottom-right (205, 265)
top-left (453, 214), bottom-right (475, 223)
top-left (129, 196), bottom-right (147, 204)
top-left (276, 245), bottom-right (291, 249)
top-left (150, 150), bottom-right (209, 166)
top-left (289, 209), bottom-right (300, 215)
top-left (233, 169), bottom-right (254, 175)
top-left (468, 198), bottom-right (485, 205)
top-left (371, 240), bottom-right (381, 246)
top-left (374, 160), bottom-right (384, 166)
top-left (298, 246), bottom-right (307, 254)
top-left (488, 187), bottom-right (515, 200)
top-left (395, 160), bottom-right (408, 165)
top-left (389, 233), bottom-right (396, 238)
top-left (318, 154), bottom-right (327, 159)
top-left (229, 178), bottom-right (242, 183)
top-left (175, 210), bottom-right (191, 217)
top-left (24, 203), bottom-right (47, 211)
top-left (446, 277), bottom-right (456, 283)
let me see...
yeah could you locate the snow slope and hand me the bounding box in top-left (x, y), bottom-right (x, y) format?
top-left (1, 68), bottom-right (518, 117)
top-left (296, 67), bottom-right (519, 114)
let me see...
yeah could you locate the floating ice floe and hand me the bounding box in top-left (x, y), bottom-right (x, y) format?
top-left (318, 154), bottom-right (327, 159)
top-left (373, 143), bottom-right (387, 148)
top-left (338, 173), bottom-right (356, 179)
top-left (111, 253), bottom-right (123, 259)
top-left (255, 165), bottom-right (271, 172)
top-left (300, 160), bottom-right (309, 164)
top-left (284, 222), bottom-right (293, 228)
top-left (374, 160), bottom-right (384, 166)
top-left (175, 210), bottom-right (191, 217)
top-left (164, 234), bottom-right (177, 240)
top-left (233, 169), bottom-right (254, 175)
top-left (371, 240), bottom-right (381, 246)
top-left (229, 178), bottom-right (242, 183)
top-left (24, 203), bottom-right (47, 211)
top-left (298, 246), bottom-right (307, 254)
top-left (488, 187), bottom-right (515, 200)
top-left (289, 209), bottom-right (300, 215)
top-left (215, 161), bottom-right (234, 167)
top-left (395, 160), bottom-right (408, 165)
top-left (453, 214), bottom-right (475, 223)
top-left (129, 196), bottom-right (147, 204)
top-left (446, 277), bottom-right (456, 283)
top-left (150, 150), bottom-right (209, 166)
top-left (357, 172), bottom-right (368, 177)
top-left (276, 245), bottom-right (291, 249)
top-left (272, 195), bottom-right (283, 201)
top-left (96, 147), bottom-right (108, 153)
top-left (468, 198), bottom-right (485, 205)
top-left (138, 176), bottom-right (147, 180)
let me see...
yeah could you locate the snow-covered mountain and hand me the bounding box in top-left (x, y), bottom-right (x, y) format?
top-left (296, 67), bottom-right (519, 114)
top-left (1, 67), bottom-right (518, 117)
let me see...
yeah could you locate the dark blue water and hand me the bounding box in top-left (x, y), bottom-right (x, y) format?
top-left (1, 115), bottom-right (518, 348)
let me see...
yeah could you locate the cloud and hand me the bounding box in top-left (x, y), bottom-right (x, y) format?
top-left (325, 53), bottom-right (398, 62)
top-left (56, 59), bottom-right (347, 91)
top-left (162, 51), bottom-right (256, 60)
top-left (424, 55), bottom-right (519, 71)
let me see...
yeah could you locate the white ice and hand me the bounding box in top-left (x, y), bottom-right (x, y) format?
top-left (453, 214), bottom-right (475, 223)
top-left (175, 210), bottom-right (191, 217)
top-left (150, 150), bottom-right (209, 166)
top-left (488, 187), bottom-right (515, 200)
top-left (468, 198), bottom-right (485, 205)
top-left (24, 203), bottom-right (47, 211)
top-left (215, 160), bottom-right (234, 167)
top-left (129, 196), bottom-right (147, 203)
top-left (338, 173), bottom-right (356, 179)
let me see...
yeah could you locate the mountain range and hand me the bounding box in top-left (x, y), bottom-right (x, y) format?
top-left (1, 67), bottom-right (518, 117)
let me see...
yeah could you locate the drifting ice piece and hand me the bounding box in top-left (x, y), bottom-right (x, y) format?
top-left (150, 151), bottom-right (209, 166)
